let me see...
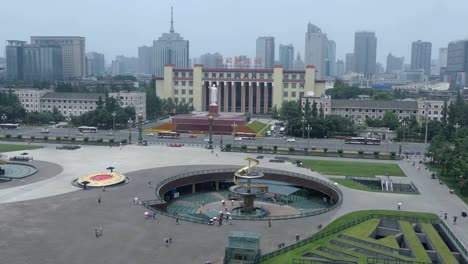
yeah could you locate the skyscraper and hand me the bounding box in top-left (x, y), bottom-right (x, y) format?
top-left (256, 37), bottom-right (275, 69)
top-left (438, 48), bottom-right (448, 75)
top-left (354, 31), bottom-right (377, 76)
top-left (279, 44), bottom-right (294, 70)
top-left (86, 52), bottom-right (105, 76)
top-left (153, 7), bottom-right (189, 77)
top-left (386, 53), bottom-right (404, 73)
top-left (345, 53), bottom-right (355, 73)
top-left (411, 40), bottom-right (432, 75)
top-left (30, 36), bottom-right (85, 79)
top-left (326, 40), bottom-right (336, 77)
top-left (305, 23), bottom-right (328, 79)
top-left (292, 52), bottom-right (305, 70)
top-left (138, 46), bottom-right (153, 74)
top-left (336, 59), bottom-right (345, 77)
top-left (446, 40), bottom-right (468, 87)
top-left (39, 43), bottom-right (63, 81)
top-left (199, 53), bottom-right (223, 68)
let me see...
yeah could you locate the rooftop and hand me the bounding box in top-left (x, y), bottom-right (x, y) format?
top-left (332, 99), bottom-right (418, 109)
top-left (41, 92), bottom-right (104, 100)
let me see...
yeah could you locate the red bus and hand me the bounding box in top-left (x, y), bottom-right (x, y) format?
top-left (158, 132), bottom-right (180, 139)
top-left (234, 132), bottom-right (256, 140)
top-left (345, 137), bottom-right (380, 145)
top-left (78, 126), bottom-right (98, 133)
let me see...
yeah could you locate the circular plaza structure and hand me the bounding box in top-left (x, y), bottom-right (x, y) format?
top-left (0, 162), bottom-right (38, 182)
top-left (148, 167), bottom-right (343, 223)
top-left (74, 172), bottom-right (128, 188)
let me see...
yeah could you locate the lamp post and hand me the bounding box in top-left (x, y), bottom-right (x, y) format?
top-left (423, 101), bottom-right (430, 161)
top-left (208, 116), bottom-right (214, 149)
top-left (128, 118), bottom-right (133, 144)
top-left (1, 114), bottom-right (6, 135)
top-left (306, 124), bottom-right (312, 149)
top-left (66, 116), bottom-right (71, 139)
top-left (301, 116), bottom-right (306, 138)
top-left (111, 111), bottom-right (117, 132)
top-left (137, 113), bottom-right (143, 144)
top-left (231, 122), bottom-right (237, 148)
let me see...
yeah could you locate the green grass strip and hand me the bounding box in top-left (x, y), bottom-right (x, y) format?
top-left (421, 223), bottom-right (458, 264)
top-left (399, 221), bottom-right (431, 262)
top-left (0, 143), bottom-right (42, 152)
top-left (247, 120), bottom-right (267, 133)
top-left (299, 159), bottom-right (406, 177)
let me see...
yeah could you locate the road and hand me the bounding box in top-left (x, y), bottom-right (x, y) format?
top-left (0, 125), bottom-right (427, 153)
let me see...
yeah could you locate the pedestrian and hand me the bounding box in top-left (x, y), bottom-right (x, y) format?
top-left (153, 211), bottom-right (156, 218)
top-left (202, 201), bottom-right (205, 206)
top-left (102, 186), bottom-right (106, 192)
top-left (211, 149), bottom-right (214, 154)
top-left (453, 216), bottom-right (458, 224)
top-left (444, 213), bottom-right (448, 220)
top-left (216, 152), bottom-right (218, 157)
top-left (231, 200), bottom-right (234, 206)
top-left (148, 181), bottom-right (152, 188)
top-left (222, 200), bottom-right (225, 206)
top-left (176, 217), bottom-right (179, 224)
top-left (134, 197), bottom-right (139, 205)
top-left (439, 211), bottom-right (443, 218)
top-left (169, 236), bottom-right (172, 244)
top-left (164, 237), bottom-right (169, 247)
top-left (397, 203), bottom-right (401, 210)
top-left (120, 142), bottom-right (123, 150)
top-left (98, 196), bottom-right (101, 204)
top-left (268, 220), bottom-right (272, 227)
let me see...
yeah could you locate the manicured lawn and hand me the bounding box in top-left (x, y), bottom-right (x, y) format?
top-left (262, 210), bottom-right (439, 264)
top-left (300, 159), bottom-right (406, 177)
top-left (247, 121), bottom-right (267, 133)
top-left (332, 178), bottom-right (419, 194)
top-left (421, 223), bottom-right (458, 264)
top-left (0, 143), bottom-right (42, 153)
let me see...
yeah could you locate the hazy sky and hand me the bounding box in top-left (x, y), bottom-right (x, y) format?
top-left (2, 0), bottom-right (467, 65)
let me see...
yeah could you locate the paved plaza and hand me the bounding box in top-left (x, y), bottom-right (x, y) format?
top-left (0, 143), bottom-right (467, 263)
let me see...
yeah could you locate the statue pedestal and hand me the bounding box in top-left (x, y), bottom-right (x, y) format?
top-left (208, 105), bottom-right (219, 116)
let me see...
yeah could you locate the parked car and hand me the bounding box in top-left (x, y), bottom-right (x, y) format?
top-left (265, 131), bottom-right (271, 137)
top-left (203, 138), bottom-right (210, 142)
top-left (286, 138), bottom-right (296, 142)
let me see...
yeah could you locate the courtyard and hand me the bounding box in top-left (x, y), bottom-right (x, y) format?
top-left (0, 143), bottom-right (467, 263)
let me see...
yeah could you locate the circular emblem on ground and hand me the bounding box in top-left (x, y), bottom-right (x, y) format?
top-left (77, 172), bottom-right (126, 187)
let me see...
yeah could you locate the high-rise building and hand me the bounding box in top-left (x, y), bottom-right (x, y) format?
top-left (354, 31), bottom-right (377, 76)
top-left (31, 36), bottom-right (85, 79)
top-left (326, 40), bottom-right (336, 77)
top-left (446, 40), bottom-right (468, 87)
top-left (199, 53), bottom-right (223, 68)
top-left (138, 46), bottom-right (153, 74)
top-left (279, 44), bottom-right (294, 70)
top-left (336, 59), bottom-right (345, 77)
top-left (153, 7), bottom-right (189, 77)
top-left (86, 52), bottom-right (105, 76)
top-left (305, 23), bottom-right (328, 79)
top-left (411, 40), bottom-right (432, 75)
top-left (386, 53), bottom-right (404, 73)
top-left (6, 40), bottom-right (62, 81)
top-left (256, 36), bottom-right (275, 69)
top-left (345, 53), bottom-right (355, 73)
top-left (438, 48), bottom-right (448, 75)
top-left (292, 52), bottom-right (305, 70)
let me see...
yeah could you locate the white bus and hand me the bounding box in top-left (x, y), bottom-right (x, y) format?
top-left (78, 126), bottom-right (98, 133)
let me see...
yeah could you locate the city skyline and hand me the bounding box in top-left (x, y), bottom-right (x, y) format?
top-left (1, 0), bottom-right (467, 67)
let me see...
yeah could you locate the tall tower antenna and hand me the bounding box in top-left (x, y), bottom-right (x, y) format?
top-left (170, 6), bottom-right (174, 33)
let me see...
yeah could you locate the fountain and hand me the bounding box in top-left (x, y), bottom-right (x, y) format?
top-left (229, 157), bottom-right (268, 216)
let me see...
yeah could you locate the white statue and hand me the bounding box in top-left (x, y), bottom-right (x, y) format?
top-left (209, 84), bottom-right (218, 106)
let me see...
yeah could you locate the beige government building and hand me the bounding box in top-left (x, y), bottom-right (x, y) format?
top-left (155, 64), bottom-right (325, 114)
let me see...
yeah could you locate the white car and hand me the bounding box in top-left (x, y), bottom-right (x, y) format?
top-left (203, 138), bottom-right (210, 142)
top-left (286, 138), bottom-right (296, 142)
top-left (146, 133), bottom-right (154, 136)
top-left (234, 137), bottom-right (243, 141)
top-left (41, 128), bottom-right (49, 134)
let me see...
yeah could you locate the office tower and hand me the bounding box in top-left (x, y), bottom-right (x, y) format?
top-left (336, 59), bottom-right (345, 76)
top-left (31, 36), bottom-right (85, 79)
top-left (39, 43), bottom-right (63, 81)
top-left (438, 48), bottom-right (448, 75)
top-left (279, 44), bottom-right (294, 70)
top-left (386, 53), bottom-right (404, 73)
top-left (292, 52), bottom-right (305, 70)
top-left (305, 23), bottom-right (328, 78)
top-left (354, 31), bottom-right (377, 76)
top-left (138, 46), bottom-right (153, 74)
top-left (447, 40), bottom-right (468, 87)
top-left (86, 52), bottom-right (105, 76)
top-left (256, 36), bottom-right (275, 68)
top-left (345, 53), bottom-right (355, 73)
top-left (153, 7), bottom-right (189, 77)
top-left (326, 40), bottom-right (336, 77)
top-left (6, 40), bottom-right (27, 80)
top-left (199, 53), bottom-right (223, 68)
top-left (411, 40), bottom-right (432, 75)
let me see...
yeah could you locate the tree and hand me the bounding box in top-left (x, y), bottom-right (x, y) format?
top-left (271, 105), bottom-right (279, 119)
top-left (319, 104), bottom-right (324, 119)
top-left (382, 112), bottom-right (399, 130)
top-left (311, 101), bottom-right (318, 117)
top-left (372, 91), bottom-right (394, 100)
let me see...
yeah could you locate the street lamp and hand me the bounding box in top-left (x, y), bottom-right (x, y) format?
top-left (301, 116), bottom-right (306, 138)
top-left (128, 118), bottom-right (133, 144)
top-left (111, 111), bottom-right (117, 132)
top-left (66, 116), bottom-right (71, 139)
top-left (208, 116), bottom-right (214, 149)
top-left (306, 124), bottom-right (312, 149)
top-left (231, 122), bottom-right (238, 148)
top-left (423, 101), bottom-right (430, 161)
top-left (401, 120), bottom-right (408, 144)
top-left (137, 113), bottom-right (143, 144)
top-left (1, 114), bottom-right (7, 135)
